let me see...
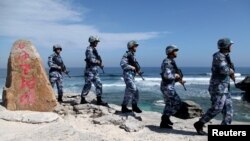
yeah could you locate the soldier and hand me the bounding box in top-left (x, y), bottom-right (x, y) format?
top-left (48, 44), bottom-right (68, 102)
top-left (194, 38), bottom-right (235, 135)
top-left (160, 45), bottom-right (186, 129)
top-left (80, 36), bottom-right (107, 106)
top-left (120, 40), bottom-right (142, 113)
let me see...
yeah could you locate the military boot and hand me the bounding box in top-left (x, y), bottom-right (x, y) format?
top-left (160, 115), bottom-right (173, 129)
top-left (80, 97), bottom-right (89, 104)
top-left (121, 105), bottom-right (132, 113)
top-left (166, 116), bottom-right (173, 125)
top-left (194, 121), bottom-right (206, 135)
top-left (58, 95), bottom-right (63, 102)
top-left (96, 96), bottom-right (108, 106)
top-left (132, 104), bottom-right (142, 113)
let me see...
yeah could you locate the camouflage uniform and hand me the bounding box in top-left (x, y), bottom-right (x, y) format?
top-left (160, 58), bottom-right (182, 116)
top-left (81, 46), bottom-right (102, 97)
top-left (199, 51), bottom-right (233, 125)
top-left (48, 53), bottom-right (64, 96)
top-left (120, 51), bottom-right (139, 105)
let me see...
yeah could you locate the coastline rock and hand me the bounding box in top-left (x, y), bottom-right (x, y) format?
top-left (174, 100), bottom-right (203, 119)
top-left (235, 76), bottom-right (250, 92)
top-left (119, 116), bottom-right (144, 132)
top-left (0, 110), bottom-right (60, 124)
top-left (1, 92), bottom-right (249, 141)
top-left (235, 76), bottom-right (250, 102)
top-left (2, 39), bottom-right (57, 111)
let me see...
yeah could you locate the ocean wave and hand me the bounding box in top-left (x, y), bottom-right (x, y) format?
top-left (103, 84), bottom-right (125, 87)
top-left (127, 77), bottom-right (245, 85)
top-left (154, 100), bottom-right (165, 106)
top-left (206, 73), bottom-right (242, 77)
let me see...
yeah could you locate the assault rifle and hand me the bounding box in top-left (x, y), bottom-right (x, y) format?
top-left (61, 64), bottom-right (71, 78)
top-left (127, 52), bottom-right (145, 80)
top-left (52, 56), bottom-right (71, 78)
top-left (93, 48), bottom-right (105, 73)
top-left (172, 61), bottom-right (186, 91)
top-left (226, 54), bottom-right (235, 84)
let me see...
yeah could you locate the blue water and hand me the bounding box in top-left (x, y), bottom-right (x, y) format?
top-left (1, 67), bottom-right (250, 122)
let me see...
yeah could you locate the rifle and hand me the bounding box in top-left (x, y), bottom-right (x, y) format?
top-left (61, 64), bottom-right (71, 78)
top-left (171, 61), bottom-right (186, 91)
top-left (93, 48), bottom-right (105, 73)
top-left (225, 54), bottom-right (235, 84)
top-left (127, 52), bottom-right (145, 80)
top-left (53, 55), bottom-right (71, 78)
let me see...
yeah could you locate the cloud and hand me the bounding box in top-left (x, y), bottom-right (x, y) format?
top-left (0, 0), bottom-right (162, 49)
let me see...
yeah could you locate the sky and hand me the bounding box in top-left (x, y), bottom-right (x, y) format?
top-left (0, 0), bottom-right (249, 68)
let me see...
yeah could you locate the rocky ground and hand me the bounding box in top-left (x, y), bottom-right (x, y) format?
top-left (0, 92), bottom-right (249, 141)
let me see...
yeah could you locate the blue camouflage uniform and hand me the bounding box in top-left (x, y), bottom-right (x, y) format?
top-left (81, 46), bottom-right (102, 97)
top-left (160, 58), bottom-right (182, 116)
top-left (120, 51), bottom-right (139, 105)
top-left (48, 53), bottom-right (64, 96)
top-left (199, 51), bottom-right (233, 125)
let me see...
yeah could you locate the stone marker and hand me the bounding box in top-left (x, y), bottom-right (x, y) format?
top-left (2, 39), bottom-right (57, 111)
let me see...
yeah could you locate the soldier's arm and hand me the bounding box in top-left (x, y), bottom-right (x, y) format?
top-left (120, 55), bottom-right (134, 71)
top-left (48, 55), bottom-right (60, 69)
top-left (86, 49), bottom-right (98, 64)
top-left (162, 62), bottom-right (175, 80)
top-left (218, 57), bottom-right (230, 75)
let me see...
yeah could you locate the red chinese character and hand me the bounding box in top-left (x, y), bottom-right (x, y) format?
top-left (20, 76), bottom-right (36, 89)
top-left (16, 51), bottom-right (29, 62)
top-left (20, 64), bottom-right (31, 75)
top-left (20, 90), bottom-right (35, 105)
top-left (18, 42), bottom-right (25, 49)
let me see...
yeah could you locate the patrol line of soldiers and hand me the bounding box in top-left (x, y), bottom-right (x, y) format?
top-left (48, 36), bottom-right (235, 135)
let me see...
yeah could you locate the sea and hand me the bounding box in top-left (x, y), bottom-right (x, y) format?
top-left (0, 67), bottom-right (250, 122)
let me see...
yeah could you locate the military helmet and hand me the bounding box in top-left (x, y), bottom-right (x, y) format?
top-left (127, 40), bottom-right (139, 49)
top-left (166, 45), bottom-right (179, 55)
top-left (53, 44), bottom-right (62, 51)
top-left (89, 36), bottom-right (100, 43)
top-left (217, 38), bottom-right (234, 49)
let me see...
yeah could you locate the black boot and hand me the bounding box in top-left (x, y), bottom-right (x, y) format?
top-left (96, 96), bottom-right (108, 106)
top-left (80, 97), bottom-right (89, 104)
top-left (194, 121), bottom-right (206, 135)
top-left (132, 104), bottom-right (142, 113)
top-left (160, 115), bottom-right (173, 129)
top-left (58, 95), bottom-right (63, 102)
top-left (121, 105), bottom-right (132, 113)
top-left (166, 116), bottom-right (173, 125)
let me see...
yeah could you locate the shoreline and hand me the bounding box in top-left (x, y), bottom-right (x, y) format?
top-left (1, 92), bottom-right (250, 141)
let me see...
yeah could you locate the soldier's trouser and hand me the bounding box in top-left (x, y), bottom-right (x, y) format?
top-left (199, 93), bottom-right (233, 125)
top-left (122, 75), bottom-right (139, 105)
top-left (49, 71), bottom-right (63, 96)
top-left (161, 85), bottom-right (182, 116)
top-left (81, 72), bottom-right (102, 97)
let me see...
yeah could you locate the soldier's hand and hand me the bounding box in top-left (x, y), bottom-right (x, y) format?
top-left (175, 73), bottom-right (180, 80)
top-left (229, 68), bottom-right (234, 75)
top-left (57, 66), bottom-right (62, 70)
top-left (179, 80), bottom-right (186, 85)
top-left (131, 66), bottom-right (136, 71)
top-left (96, 60), bottom-right (101, 65)
top-left (230, 73), bottom-right (236, 82)
top-left (229, 68), bottom-right (235, 81)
